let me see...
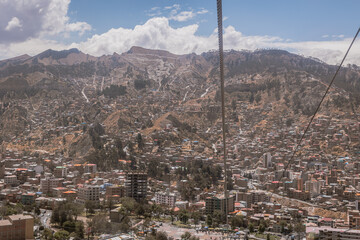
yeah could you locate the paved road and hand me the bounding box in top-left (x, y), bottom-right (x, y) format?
top-left (40, 209), bottom-right (52, 228)
top-left (157, 222), bottom-right (241, 240)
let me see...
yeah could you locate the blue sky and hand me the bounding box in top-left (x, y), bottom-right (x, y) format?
top-left (68, 0), bottom-right (359, 42)
top-left (0, 0), bottom-right (359, 64)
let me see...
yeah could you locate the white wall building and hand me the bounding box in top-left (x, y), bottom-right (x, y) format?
top-left (155, 191), bottom-right (176, 207)
top-left (77, 185), bottom-right (100, 205)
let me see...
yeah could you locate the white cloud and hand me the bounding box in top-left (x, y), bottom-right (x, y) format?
top-left (1, 16), bottom-right (359, 66)
top-left (66, 22), bottom-right (92, 36)
top-left (73, 17), bottom-right (210, 56)
top-left (0, 0), bottom-right (91, 43)
top-left (169, 11), bottom-right (196, 22)
top-left (223, 16), bottom-right (229, 21)
top-left (5, 17), bottom-right (22, 31)
top-left (71, 18), bottom-right (360, 65)
top-left (197, 9), bottom-right (209, 14)
top-left (151, 7), bottom-right (160, 11)
top-left (164, 4), bottom-right (180, 10)
top-left (149, 4), bottom-right (208, 22)
top-left (332, 34), bottom-right (345, 38)
top-left (0, 38), bottom-right (68, 59)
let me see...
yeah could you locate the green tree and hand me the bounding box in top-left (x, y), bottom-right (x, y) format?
top-left (63, 221), bottom-right (76, 233)
top-left (230, 215), bottom-right (246, 228)
top-left (87, 214), bottom-right (108, 234)
top-left (206, 215), bottom-right (212, 227)
top-left (181, 232), bottom-right (192, 240)
top-left (54, 230), bottom-right (70, 240)
top-left (249, 223), bottom-right (254, 233)
top-left (35, 206), bottom-right (41, 216)
top-left (135, 204), bottom-right (145, 217)
top-left (179, 209), bottom-right (189, 224)
top-left (151, 204), bottom-right (163, 219)
top-left (115, 138), bottom-right (126, 158)
top-left (280, 220), bottom-right (287, 234)
top-left (106, 198), bottom-right (114, 214)
top-left (212, 210), bottom-right (224, 227)
top-left (42, 228), bottom-right (53, 240)
top-left (231, 99), bottom-right (237, 111)
top-left (249, 92), bottom-right (254, 103)
top-left (255, 93), bottom-right (261, 104)
top-left (119, 217), bottom-right (131, 233)
top-left (120, 197), bottom-right (137, 215)
top-left (51, 207), bottom-right (60, 224)
top-left (75, 221), bottom-right (84, 239)
top-left (259, 223), bottom-right (265, 233)
top-left (288, 224), bottom-right (293, 233)
top-left (191, 211), bottom-right (201, 227)
top-left (85, 200), bottom-right (96, 216)
top-left (294, 222), bottom-right (305, 238)
top-left (145, 231), bottom-right (169, 240)
top-left (137, 133), bottom-right (144, 149)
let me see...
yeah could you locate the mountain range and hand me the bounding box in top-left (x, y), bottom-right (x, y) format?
top-left (0, 47), bottom-right (359, 159)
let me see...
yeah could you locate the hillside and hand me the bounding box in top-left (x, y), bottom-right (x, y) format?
top-left (0, 47), bottom-right (359, 160)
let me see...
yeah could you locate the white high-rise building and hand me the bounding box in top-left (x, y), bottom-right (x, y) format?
top-left (263, 152), bottom-right (272, 168)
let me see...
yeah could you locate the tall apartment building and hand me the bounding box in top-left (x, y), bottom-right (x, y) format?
top-left (305, 179), bottom-right (325, 197)
top-left (155, 191), bottom-right (176, 207)
top-left (125, 172), bottom-right (147, 202)
top-left (0, 161), bottom-right (5, 179)
top-left (0, 214), bottom-right (34, 240)
top-left (349, 210), bottom-right (360, 230)
top-left (205, 194), bottom-right (235, 215)
top-left (317, 227), bottom-right (360, 239)
top-left (263, 152), bottom-right (272, 168)
top-left (77, 185), bottom-right (100, 205)
top-left (40, 178), bottom-right (62, 194)
top-left (4, 175), bottom-right (18, 187)
top-left (236, 191), bottom-right (270, 208)
top-left (54, 166), bottom-right (67, 178)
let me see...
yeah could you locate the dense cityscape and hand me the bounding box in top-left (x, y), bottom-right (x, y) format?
top-left (0, 44), bottom-right (359, 240)
top-left (0, 1), bottom-right (360, 240)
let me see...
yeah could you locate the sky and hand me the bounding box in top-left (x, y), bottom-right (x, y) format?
top-left (0, 0), bottom-right (359, 65)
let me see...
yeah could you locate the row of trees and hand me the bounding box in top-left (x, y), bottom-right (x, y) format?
top-left (50, 202), bottom-right (84, 239)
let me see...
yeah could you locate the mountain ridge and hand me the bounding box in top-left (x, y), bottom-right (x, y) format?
top-left (0, 46), bottom-right (359, 158)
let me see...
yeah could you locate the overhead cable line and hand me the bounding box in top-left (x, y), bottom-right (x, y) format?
top-left (264, 27), bottom-right (359, 239)
top-left (279, 27), bottom-right (360, 180)
top-left (216, 0), bottom-right (229, 225)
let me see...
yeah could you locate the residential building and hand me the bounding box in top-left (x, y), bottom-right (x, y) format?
top-left (4, 175), bottom-right (18, 187)
top-left (21, 193), bottom-right (36, 205)
top-left (205, 194), bottom-right (235, 215)
top-left (40, 178), bottom-right (62, 194)
top-left (263, 152), bottom-right (272, 168)
top-left (54, 166), bottom-right (67, 178)
top-left (125, 172), bottom-right (147, 202)
top-left (0, 214), bottom-right (34, 240)
top-left (155, 191), bottom-right (176, 207)
top-left (110, 207), bottom-right (125, 223)
top-left (307, 227), bottom-right (360, 240)
top-left (84, 164), bottom-right (97, 173)
top-left (77, 185), bottom-right (100, 205)
top-left (0, 161), bottom-right (5, 179)
top-left (105, 185), bottom-right (125, 199)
